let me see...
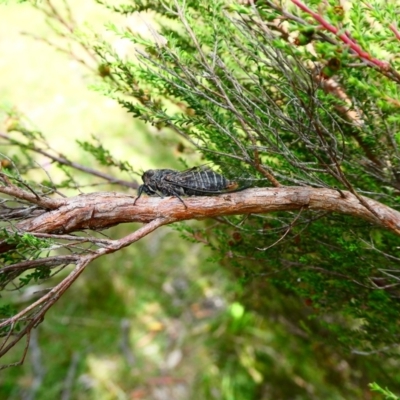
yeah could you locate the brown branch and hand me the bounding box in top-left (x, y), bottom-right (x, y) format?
top-left (0, 172), bottom-right (65, 209)
top-left (0, 132), bottom-right (138, 190)
top-left (0, 255), bottom-right (79, 274)
top-left (257, 206), bottom-right (304, 251)
top-left (10, 188), bottom-right (400, 236)
top-left (318, 76), bottom-right (365, 128)
top-left (389, 23), bottom-right (400, 41)
top-left (1, 186), bottom-right (400, 365)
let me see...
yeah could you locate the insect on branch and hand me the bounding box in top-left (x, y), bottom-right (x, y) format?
top-left (134, 166), bottom-right (249, 209)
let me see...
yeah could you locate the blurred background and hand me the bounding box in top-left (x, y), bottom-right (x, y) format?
top-left (0, 1), bottom-right (396, 399)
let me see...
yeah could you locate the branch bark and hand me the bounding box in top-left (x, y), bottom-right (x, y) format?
top-left (12, 187), bottom-right (400, 236)
top-left (1, 186), bottom-right (400, 366)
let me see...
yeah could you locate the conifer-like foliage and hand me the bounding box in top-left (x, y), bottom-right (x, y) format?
top-left (1, 0), bottom-right (400, 375)
top-left (93, 0), bottom-right (400, 351)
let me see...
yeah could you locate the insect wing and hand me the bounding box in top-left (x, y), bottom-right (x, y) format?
top-left (169, 182), bottom-right (240, 195)
top-left (164, 166), bottom-right (239, 195)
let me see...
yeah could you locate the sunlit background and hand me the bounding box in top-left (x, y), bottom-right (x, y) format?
top-left (0, 1), bottom-right (395, 399)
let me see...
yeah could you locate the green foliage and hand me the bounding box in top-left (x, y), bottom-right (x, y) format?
top-left (0, 230), bottom-right (53, 298)
top-left (0, 232), bottom-right (52, 336)
top-left (0, 230), bottom-right (51, 266)
top-left (2, 0), bottom-right (400, 397)
top-left (88, 0), bottom-right (400, 354)
top-left (77, 135), bottom-right (134, 172)
top-left (0, 304), bottom-right (19, 335)
top-left (370, 383), bottom-right (400, 400)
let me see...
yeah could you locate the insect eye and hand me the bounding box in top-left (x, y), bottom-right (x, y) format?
top-left (143, 170), bottom-right (154, 180)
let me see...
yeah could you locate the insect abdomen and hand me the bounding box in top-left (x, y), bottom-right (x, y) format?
top-left (182, 170), bottom-right (238, 195)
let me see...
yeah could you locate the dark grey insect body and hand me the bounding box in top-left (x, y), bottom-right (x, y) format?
top-left (134, 166), bottom-right (245, 207)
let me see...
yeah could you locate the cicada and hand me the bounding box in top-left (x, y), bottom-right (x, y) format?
top-left (134, 166), bottom-right (247, 207)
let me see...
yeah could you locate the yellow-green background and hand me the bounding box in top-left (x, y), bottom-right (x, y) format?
top-left (0, 2), bottom-right (390, 399)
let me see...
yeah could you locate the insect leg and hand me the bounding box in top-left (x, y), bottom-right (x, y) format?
top-left (133, 184), bottom-right (145, 205)
top-left (171, 189), bottom-right (188, 209)
top-left (134, 184), bottom-right (164, 205)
